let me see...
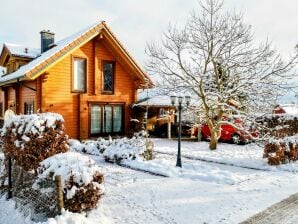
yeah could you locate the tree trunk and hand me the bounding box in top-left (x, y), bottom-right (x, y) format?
top-left (207, 119), bottom-right (218, 150)
top-left (209, 129), bottom-right (218, 150)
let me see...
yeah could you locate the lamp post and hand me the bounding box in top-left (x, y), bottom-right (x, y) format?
top-left (170, 94), bottom-right (191, 168)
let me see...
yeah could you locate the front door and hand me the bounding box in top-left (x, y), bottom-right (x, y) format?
top-left (90, 103), bottom-right (124, 136)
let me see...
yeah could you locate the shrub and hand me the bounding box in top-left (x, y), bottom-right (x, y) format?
top-left (1, 113), bottom-right (69, 171)
top-left (69, 131), bottom-right (154, 162)
top-left (34, 152), bottom-right (104, 213)
top-left (261, 114), bottom-right (298, 138)
top-left (264, 136), bottom-right (298, 165)
top-left (103, 131), bottom-right (153, 163)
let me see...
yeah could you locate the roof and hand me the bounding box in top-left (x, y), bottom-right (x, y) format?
top-left (280, 104), bottom-right (298, 115)
top-left (0, 21), bottom-right (153, 87)
top-left (3, 43), bottom-right (40, 59)
top-left (135, 95), bottom-right (174, 107)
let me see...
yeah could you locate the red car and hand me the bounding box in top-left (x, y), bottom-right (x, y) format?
top-left (197, 117), bottom-right (257, 144)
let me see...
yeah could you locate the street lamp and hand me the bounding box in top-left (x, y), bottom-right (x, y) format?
top-left (170, 93), bottom-right (191, 167)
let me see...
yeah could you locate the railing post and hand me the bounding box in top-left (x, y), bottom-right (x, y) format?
top-left (55, 175), bottom-right (64, 214)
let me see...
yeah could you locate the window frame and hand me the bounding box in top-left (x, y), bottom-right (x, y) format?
top-left (72, 56), bottom-right (87, 93)
top-left (24, 101), bottom-right (34, 115)
top-left (89, 102), bottom-right (124, 137)
top-left (101, 60), bottom-right (115, 94)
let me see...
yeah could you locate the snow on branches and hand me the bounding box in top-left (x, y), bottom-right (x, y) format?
top-left (146, 0), bottom-right (298, 149)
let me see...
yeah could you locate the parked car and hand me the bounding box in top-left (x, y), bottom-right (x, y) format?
top-left (194, 117), bottom-right (258, 144)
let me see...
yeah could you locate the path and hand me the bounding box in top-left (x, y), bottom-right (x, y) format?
top-left (240, 193), bottom-right (298, 224)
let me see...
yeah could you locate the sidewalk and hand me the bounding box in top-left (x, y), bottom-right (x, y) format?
top-left (240, 193), bottom-right (298, 224)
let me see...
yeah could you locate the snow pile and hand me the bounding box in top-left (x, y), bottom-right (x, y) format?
top-left (123, 157), bottom-right (246, 184)
top-left (35, 152), bottom-right (104, 213)
top-left (47, 210), bottom-right (93, 224)
top-left (1, 113), bottom-right (69, 171)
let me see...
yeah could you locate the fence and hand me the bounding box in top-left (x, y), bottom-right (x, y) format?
top-left (1, 157), bottom-right (63, 222)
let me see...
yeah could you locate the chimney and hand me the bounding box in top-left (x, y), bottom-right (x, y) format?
top-left (40, 30), bottom-right (55, 53)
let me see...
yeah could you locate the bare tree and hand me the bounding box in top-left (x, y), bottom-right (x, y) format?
top-left (146, 0), bottom-right (298, 150)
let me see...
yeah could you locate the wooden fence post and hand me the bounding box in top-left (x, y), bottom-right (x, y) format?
top-left (7, 156), bottom-right (12, 199)
top-left (55, 175), bottom-right (64, 214)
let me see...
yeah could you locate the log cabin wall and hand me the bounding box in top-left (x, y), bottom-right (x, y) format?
top-left (19, 81), bottom-right (37, 114)
top-left (7, 86), bottom-right (16, 113)
top-left (40, 38), bottom-right (136, 139)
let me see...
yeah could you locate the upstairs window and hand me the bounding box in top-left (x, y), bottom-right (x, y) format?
top-left (24, 101), bottom-right (34, 115)
top-left (73, 57), bottom-right (86, 92)
top-left (102, 61), bottom-right (115, 94)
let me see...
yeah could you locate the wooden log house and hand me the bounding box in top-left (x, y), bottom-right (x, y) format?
top-left (0, 21), bottom-right (154, 139)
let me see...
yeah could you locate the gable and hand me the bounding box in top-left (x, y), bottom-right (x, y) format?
top-left (0, 21), bottom-right (154, 88)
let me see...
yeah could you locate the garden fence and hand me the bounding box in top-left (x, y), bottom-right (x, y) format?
top-left (1, 157), bottom-right (63, 222)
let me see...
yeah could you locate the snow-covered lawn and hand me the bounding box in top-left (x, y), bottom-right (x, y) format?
top-left (1, 138), bottom-right (298, 224)
top-left (152, 139), bottom-right (298, 172)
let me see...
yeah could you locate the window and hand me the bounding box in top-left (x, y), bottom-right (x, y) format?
top-left (24, 101), bottom-right (34, 115)
top-left (90, 104), bottom-right (123, 135)
top-left (73, 57), bottom-right (86, 92)
top-left (102, 61), bottom-right (115, 93)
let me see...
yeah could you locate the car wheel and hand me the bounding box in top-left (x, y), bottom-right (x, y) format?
top-left (232, 134), bottom-right (241, 145)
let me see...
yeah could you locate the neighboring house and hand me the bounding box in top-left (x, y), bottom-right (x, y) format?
top-left (273, 104), bottom-right (298, 115)
top-left (133, 95), bottom-right (175, 138)
top-left (0, 21), bottom-right (153, 139)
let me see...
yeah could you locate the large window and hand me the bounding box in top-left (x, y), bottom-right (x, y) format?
top-left (102, 61), bottom-right (115, 93)
top-left (24, 101), bottom-right (34, 115)
top-left (73, 57), bottom-right (86, 92)
top-left (90, 104), bottom-right (123, 135)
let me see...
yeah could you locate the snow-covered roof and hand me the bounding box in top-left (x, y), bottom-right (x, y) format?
top-left (280, 104), bottom-right (298, 115)
top-left (4, 43), bottom-right (40, 59)
top-left (136, 95), bottom-right (173, 107)
top-left (0, 21), bottom-right (101, 84)
top-left (0, 21), bottom-right (153, 87)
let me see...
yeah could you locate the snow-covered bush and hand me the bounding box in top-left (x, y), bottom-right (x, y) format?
top-left (264, 136), bottom-right (298, 165)
top-left (69, 137), bottom-right (113, 155)
top-left (1, 113), bottom-right (69, 171)
top-left (103, 132), bottom-right (150, 163)
top-left (69, 131), bottom-right (154, 162)
top-left (261, 114), bottom-right (298, 138)
top-left (34, 152), bottom-right (104, 213)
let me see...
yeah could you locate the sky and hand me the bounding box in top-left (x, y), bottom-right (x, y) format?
top-left (0, 0), bottom-right (297, 101)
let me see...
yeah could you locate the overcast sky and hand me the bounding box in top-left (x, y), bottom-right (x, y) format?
top-left (0, 0), bottom-right (297, 101)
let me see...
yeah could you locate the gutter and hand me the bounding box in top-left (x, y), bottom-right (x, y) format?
top-left (17, 78), bottom-right (36, 91)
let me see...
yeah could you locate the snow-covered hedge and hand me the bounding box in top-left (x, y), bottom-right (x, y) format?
top-left (34, 152), bottom-right (104, 213)
top-left (264, 135), bottom-right (298, 165)
top-left (1, 113), bottom-right (69, 171)
top-left (70, 131), bottom-right (153, 163)
top-left (261, 115), bottom-right (298, 138)
top-left (69, 137), bottom-right (113, 156)
top-left (102, 132), bottom-right (149, 163)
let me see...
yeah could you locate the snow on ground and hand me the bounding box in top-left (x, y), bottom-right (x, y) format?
top-left (122, 156), bottom-right (249, 185)
top-left (1, 138), bottom-right (298, 223)
top-left (153, 138), bottom-right (298, 172)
